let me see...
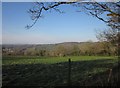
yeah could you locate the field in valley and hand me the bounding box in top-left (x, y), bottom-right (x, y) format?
top-left (2, 56), bottom-right (119, 87)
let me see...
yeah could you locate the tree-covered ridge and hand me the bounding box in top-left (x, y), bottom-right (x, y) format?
top-left (2, 41), bottom-right (117, 56)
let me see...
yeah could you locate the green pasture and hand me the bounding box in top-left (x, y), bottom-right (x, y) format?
top-left (2, 56), bottom-right (118, 65)
top-left (2, 56), bottom-right (118, 87)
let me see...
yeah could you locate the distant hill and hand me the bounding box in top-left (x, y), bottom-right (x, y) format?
top-left (2, 41), bottom-right (116, 56)
top-left (2, 42), bottom-right (93, 51)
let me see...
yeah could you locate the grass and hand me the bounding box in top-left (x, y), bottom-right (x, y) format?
top-left (2, 56), bottom-right (117, 65)
top-left (2, 56), bottom-right (118, 87)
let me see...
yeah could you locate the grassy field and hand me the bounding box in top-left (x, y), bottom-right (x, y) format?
top-left (2, 56), bottom-right (118, 65)
top-left (2, 56), bottom-right (118, 87)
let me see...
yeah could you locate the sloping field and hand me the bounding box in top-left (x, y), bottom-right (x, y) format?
top-left (2, 56), bottom-right (118, 87)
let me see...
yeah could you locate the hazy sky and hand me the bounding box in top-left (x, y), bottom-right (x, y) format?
top-left (2, 2), bottom-right (108, 44)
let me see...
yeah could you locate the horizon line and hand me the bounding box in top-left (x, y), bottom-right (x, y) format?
top-left (2, 41), bottom-right (99, 45)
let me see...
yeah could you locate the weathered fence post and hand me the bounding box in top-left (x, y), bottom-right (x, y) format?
top-left (68, 58), bottom-right (71, 87)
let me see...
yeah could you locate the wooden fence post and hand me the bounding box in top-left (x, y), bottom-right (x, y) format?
top-left (68, 58), bottom-right (71, 87)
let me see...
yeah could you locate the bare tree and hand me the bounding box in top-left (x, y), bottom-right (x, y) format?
top-left (96, 28), bottom-right (118, 44)
top-left (26, 1), bottom-right (120, 29)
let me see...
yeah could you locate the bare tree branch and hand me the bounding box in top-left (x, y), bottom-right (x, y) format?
top-left (26, 1), bottom-right (120, 29)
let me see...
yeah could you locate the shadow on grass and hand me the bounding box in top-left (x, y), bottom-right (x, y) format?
top-left (2, 58), bottom-right (118, 87)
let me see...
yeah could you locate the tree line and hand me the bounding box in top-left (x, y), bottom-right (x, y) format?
top-left (2, 41), bottom-right (117, 56)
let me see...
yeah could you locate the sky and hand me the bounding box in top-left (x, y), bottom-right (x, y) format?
top-left (1, 0), bottom-right (119, 2)
top-left (0, 2), bottom-right (2, 44)
top-left (2, 2), bottom-right (108, 44)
